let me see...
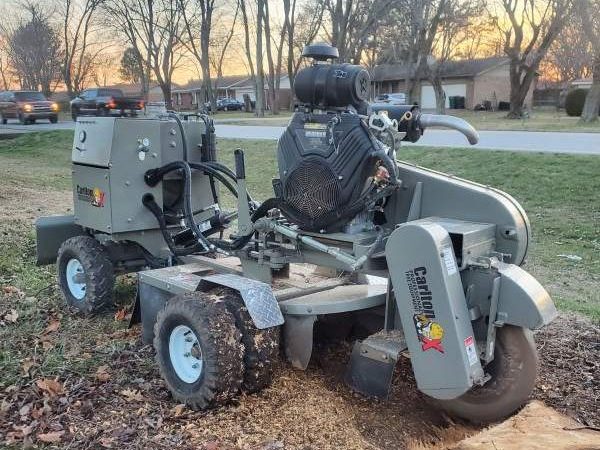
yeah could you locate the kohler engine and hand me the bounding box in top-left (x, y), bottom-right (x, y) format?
top-left (275, 44), bottom-right (409, 233)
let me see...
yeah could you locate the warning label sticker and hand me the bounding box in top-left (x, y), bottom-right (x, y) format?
top-left (464, 335), bottom-right (479, 366)
top-left (443, 247), bottom-right (457, 275)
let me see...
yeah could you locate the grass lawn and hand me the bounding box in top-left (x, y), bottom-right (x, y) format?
top-left (0, 131), bottom-right (598, 388)
top-left (217, 107), bottom-right (600, 133)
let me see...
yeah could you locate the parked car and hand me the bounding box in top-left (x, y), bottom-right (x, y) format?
top-left (0, 90), bottom-right (59, 125)
top-left (205, 97), bottom-right (244, 112)
top-left (373, 92), bottom-right (407, 106)
top-left (70, 88), bottom-right (144, 120)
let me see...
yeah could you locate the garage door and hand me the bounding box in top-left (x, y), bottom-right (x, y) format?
top-left (421, 84), bottom-right (467, 109)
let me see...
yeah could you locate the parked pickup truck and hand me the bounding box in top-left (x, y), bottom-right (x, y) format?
top-left (70, 88), bottom-right (144, 120)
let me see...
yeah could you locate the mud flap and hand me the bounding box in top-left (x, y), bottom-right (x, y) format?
top-left (386, 220), bottom-right (485, 400)
top-left (198, 273), bottom-right (284, 329)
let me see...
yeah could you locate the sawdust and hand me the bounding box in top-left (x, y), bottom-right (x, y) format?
top-left (448, 401), bottom-right (600, 450)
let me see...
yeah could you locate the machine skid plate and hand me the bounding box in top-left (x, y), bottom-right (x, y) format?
top-left (386, 219), bottom-right (485, 400)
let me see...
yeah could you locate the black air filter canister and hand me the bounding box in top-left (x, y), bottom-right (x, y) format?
top-left (294, 63), bottom-right (370, 109)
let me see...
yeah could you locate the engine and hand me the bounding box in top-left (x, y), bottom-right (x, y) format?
top-left (275, 44), bottom-right (399, 233)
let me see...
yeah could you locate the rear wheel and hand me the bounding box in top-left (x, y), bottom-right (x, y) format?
top-left (57, 236), bottom-right (115, 315)
top-left (49, 116), bottom-right (58, 124)
top-left (154, 293), bottom-right (244, 410)
top-left (221, 289), bottom-right (280, 392)
top-left (437, 326), bottom-right (538, 423)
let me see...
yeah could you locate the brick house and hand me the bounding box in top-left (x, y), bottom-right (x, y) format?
top-left (172, 75), bottom-right (293, 111)
top-left (372, 57), bottom-right (534, 110)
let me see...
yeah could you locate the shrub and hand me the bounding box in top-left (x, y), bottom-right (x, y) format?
top-left (565, 89), bottom-right (588, 117)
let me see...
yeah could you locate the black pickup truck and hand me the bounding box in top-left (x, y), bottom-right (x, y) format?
top-left (70, 88), bottom-right (144, 120)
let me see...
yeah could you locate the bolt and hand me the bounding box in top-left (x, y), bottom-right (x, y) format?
top-left (125, 180), bottom-right (131, 186)
top-left (127, 218), bottom-right (132, 223)
top-left (191, 363), bottom-right (199, 369)
top-left (184, 352), bottom-right (191, 357)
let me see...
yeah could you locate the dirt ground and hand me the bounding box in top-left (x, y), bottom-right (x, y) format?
top-left (1, 186), bottom-right (599, 449)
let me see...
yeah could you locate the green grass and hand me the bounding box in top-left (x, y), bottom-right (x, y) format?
top-left (0, 130), bottom-right (598, 387)
top-left (220, 108), bottom-right (600, 132)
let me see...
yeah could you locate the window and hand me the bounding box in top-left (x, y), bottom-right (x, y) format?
top-left (15, 91), bottom-right (47, 101)
top-left (98, 89), bottom-right (123, 98)
top-left (81, 89), bottom-right (97, 100)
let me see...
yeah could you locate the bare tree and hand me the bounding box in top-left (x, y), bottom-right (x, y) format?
top-left (428, 0), bottom-right (483, 113)
top-left (180, 0), bottom-right (215, 109)
top-left (544, 21), bottom-right (592, 83)
top-left (61, 0), bottom-right (106, 98)
top-left (325, 0), bottom-right (394, 64)
top-left (6, 4), bottom-right (63, 96)
top-left (263, 0), bottom-right (288, 114)
top-left (209, 4), bottom-right (239, 96)
top-left (579, 0), bottom-right (600, 122)
top-left (285, 0), bottom-right (324, 107)
top-left (104, 0), bottom-right (186, 108)
top-left (494, 0), bottom-right (573, 118)
top-left (255, 0), bottom-right (266, 116)
top-left (0, 36), bottom-right (11, 90)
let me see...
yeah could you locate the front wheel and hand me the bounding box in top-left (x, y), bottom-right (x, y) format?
top-left (154, 293), bottom-right (245, 410)
top-left (57, 236), bottom-right (115, 315)
top-left (437, 326), bottom-right (538, 423)
top-left (49, 115), bottom-right (58, 124)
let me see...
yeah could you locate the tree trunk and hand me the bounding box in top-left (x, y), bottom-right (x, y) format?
top-left (507, 61), bottom-right (536, 119)
top-left (581, 55), bottom-right (600, 122)
top-left (162, 83), bottom-right (172, 110)
top-left (255, 0), bottom-right (265, 117)
top-left (431, 76), bottom-right (446, 114)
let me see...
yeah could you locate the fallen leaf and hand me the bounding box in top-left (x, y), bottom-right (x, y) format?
top-left (19, 403), bottom-right (31, 417)
top-left (44, 319), bottom-right (60, 334)
top-left (96, 365), bottom-right (110, 382)
top-left (114, 309), bottom-right (127, 321)
top-left (3, 309), bottom-right (19, 323)
top-left (37, 430), bottom-right (64, 443)
top-left (170, 404), bottom-right (186, 417)
top-left (120, 388), bottom-right (144, 402)
top-left (22, 359), bottom-right (35, 376)
top-left (36, 378), bottom-right (63, 397)
top-left (2, 285), bottom-right (23, 296)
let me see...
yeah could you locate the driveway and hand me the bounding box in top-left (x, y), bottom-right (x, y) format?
top-left (2, 120), bottom-right (599, 155)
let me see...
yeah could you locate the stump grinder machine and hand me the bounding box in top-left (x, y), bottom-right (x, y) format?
top-left (36, 44), bottom-right (556, 423)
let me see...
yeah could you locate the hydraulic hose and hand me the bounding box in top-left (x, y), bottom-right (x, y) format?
top-left (145, 161), bottom-right (215, 253)
top-left (417, 113), bottom-right (480, 145)
top-left (142, 194), bottom-right (201, 259)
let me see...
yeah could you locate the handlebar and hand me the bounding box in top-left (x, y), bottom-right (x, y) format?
top-left (417, 113), bottom-right (480, 145)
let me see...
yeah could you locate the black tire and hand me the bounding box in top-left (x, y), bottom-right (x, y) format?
top-left (49, 116), bottom-right (58, 124)
top-left (71, 109), bottom-right (78, 121)
top-left (57, 236), bottom-right (115, 315)
top-left (220, 289), bottom-right (280, 392)
top-left (18, 113), bottom-right (25, 124)
top-left (98, 107), bottom-right (109, 117)
top-left (154, 293), bottom-right (244, 410)
top-left (437, 326), bottom-right (538, 423)
top-left (0, 113), bottom-right (6, 125)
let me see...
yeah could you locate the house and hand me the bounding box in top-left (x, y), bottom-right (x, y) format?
top-left (171, 75), bottom-right (293, 111)
top-left (372, 57), bottom-right (533, 110)
top-left (172, 75), bottom-right (250, 110)
top-left (570, 78), bottom-right (593, 90)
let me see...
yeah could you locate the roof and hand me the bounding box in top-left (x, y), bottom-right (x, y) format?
top-left (174, 75), bottom-right (250, 93)
top-left (372, 56), bottom-right (509, 82)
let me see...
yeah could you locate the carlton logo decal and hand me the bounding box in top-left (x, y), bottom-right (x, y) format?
top-left (77, 185), bottom-right (106, 208)
top-left (405, 266), bottom-right (445, 353)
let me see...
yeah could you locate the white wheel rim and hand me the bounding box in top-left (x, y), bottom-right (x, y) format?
top-left (169, 325), bottom-right (203, 383)
top-left (66, 258), bottom-right (86, 300)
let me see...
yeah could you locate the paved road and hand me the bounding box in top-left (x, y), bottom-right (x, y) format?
top-left (2, 120), bottom-right (599, 155)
